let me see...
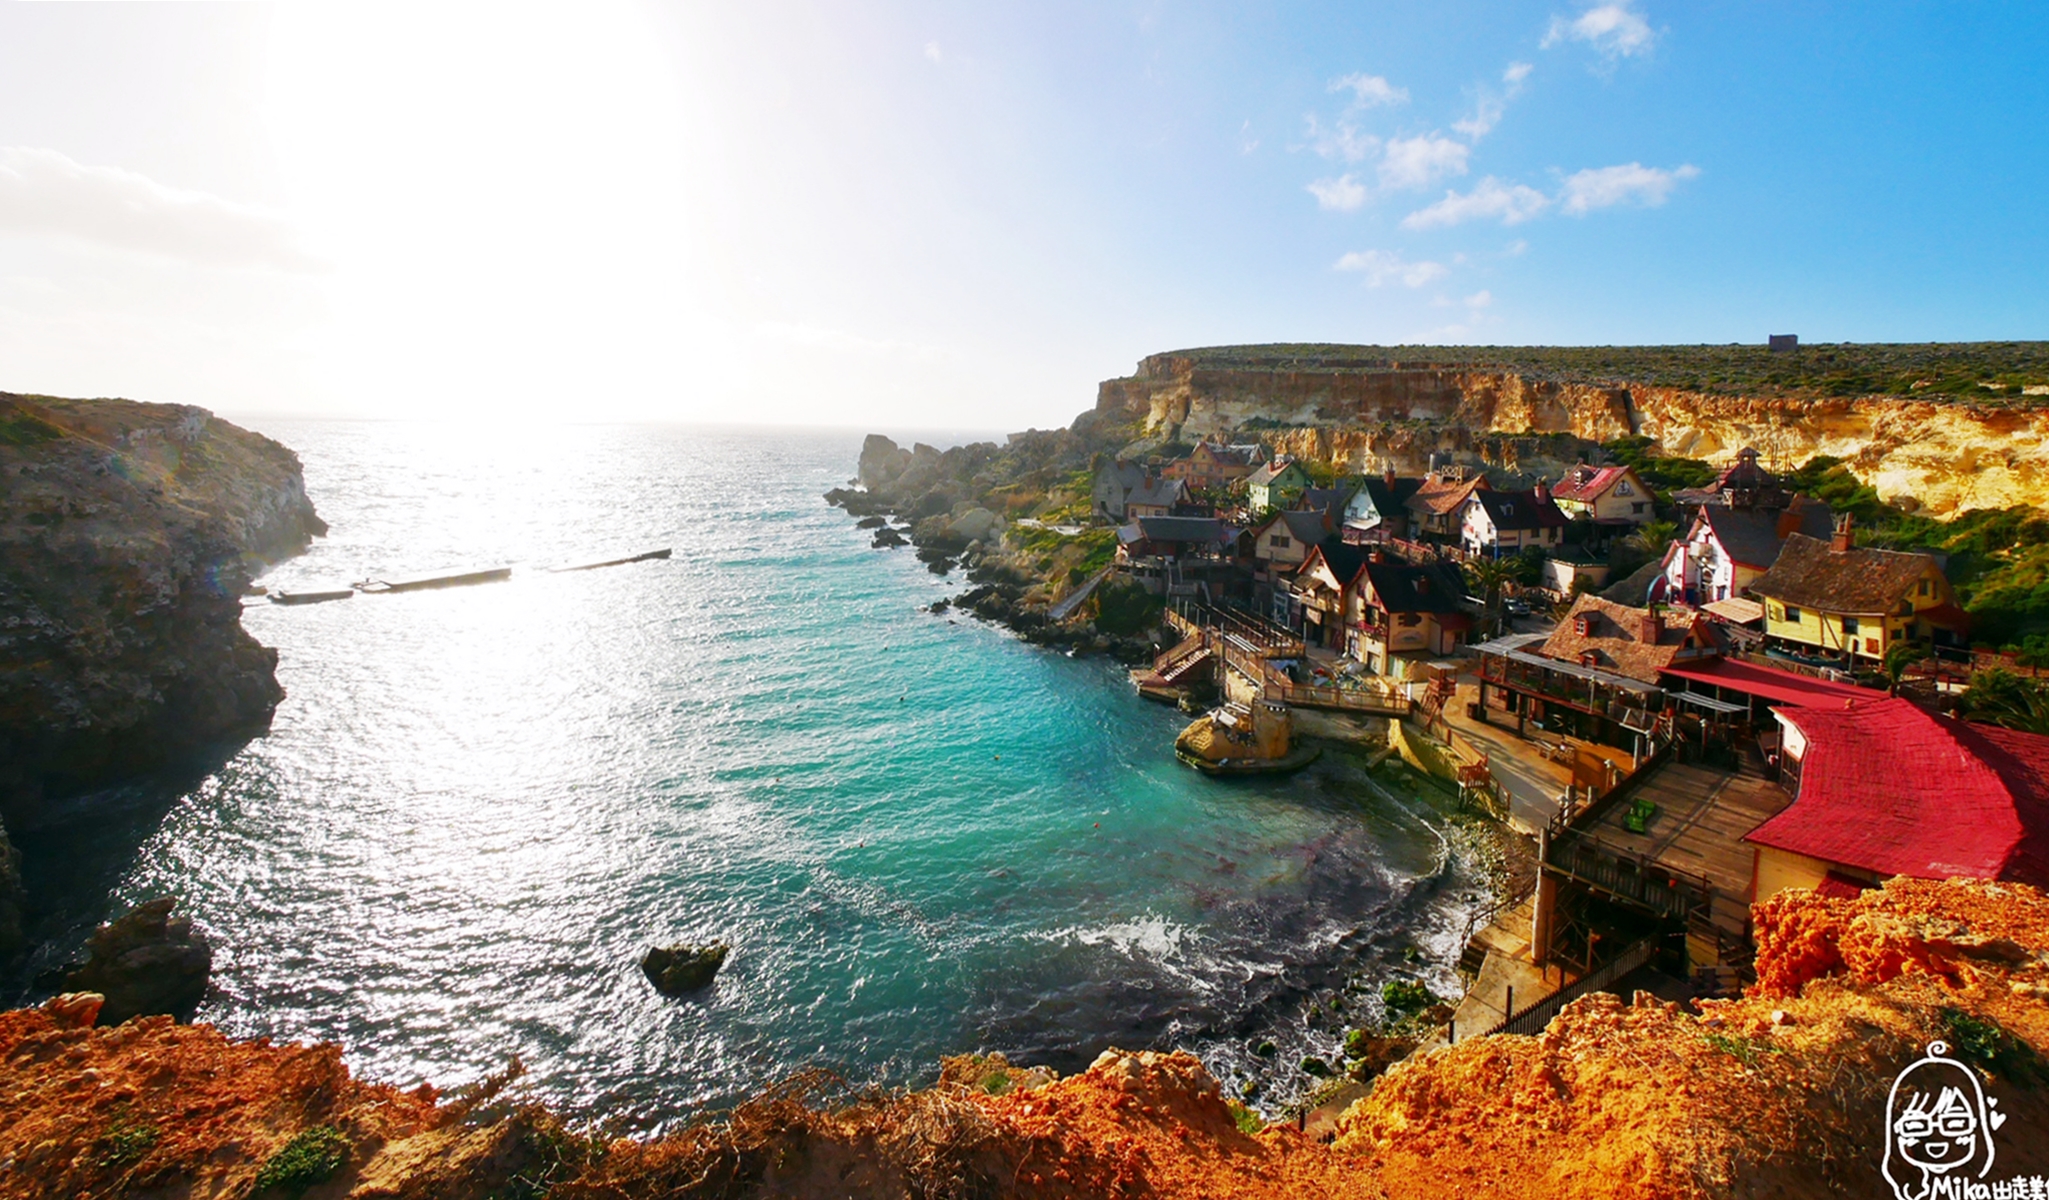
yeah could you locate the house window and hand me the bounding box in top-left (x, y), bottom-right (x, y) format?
top-left (1616, 482), bottom-right (1633, 496)
top-left (1574, 614), bottom-right (1592, 636)
top-left (1272, 536), bottom-right (1290, 549)
top-left (1398, 612), bottom-right (1421, 627)
top-left (1842, 617), bottom-right (1859, 636)
top-left (1631, 502), bottom-right (1646, 515)
top-left (1579, 650), bottom-right (1598, 666)
top-left (1918, 579), bottom-right (1930, 597)
top-left (1785, 605), bottom-right (1803, 623)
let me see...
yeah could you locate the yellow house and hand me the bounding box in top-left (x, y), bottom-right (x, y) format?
top-left (1749, 522), bottom-right (1967, 662)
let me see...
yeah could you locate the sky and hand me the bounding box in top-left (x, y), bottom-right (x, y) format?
top-left (0, 2), bottom-right (2044, 430)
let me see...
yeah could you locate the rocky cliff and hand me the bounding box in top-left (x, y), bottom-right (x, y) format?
top-left (0, 393), bottom-right (323, 955)
top-left (1100, 348), bottom-right (2049, 515)
top-left (3, 877), bottom-right (2044, 1198)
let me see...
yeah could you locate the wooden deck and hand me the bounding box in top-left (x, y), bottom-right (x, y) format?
top-left (1570, 759), bottom-right (1791, 939)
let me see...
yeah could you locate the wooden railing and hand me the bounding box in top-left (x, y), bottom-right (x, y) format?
top-left (1546, 831), bottom-right (1713, 923)
top-left (1480, 933), bottom-right (1663, 1038)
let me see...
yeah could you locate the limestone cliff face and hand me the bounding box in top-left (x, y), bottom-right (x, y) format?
top-left (0, 393), bottom-right (324, 844)
top-left (1100, 351), bottom-right (2049, 514)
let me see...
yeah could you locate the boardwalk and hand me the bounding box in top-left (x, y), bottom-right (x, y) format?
top-left (1568, 758), bottom-right (1790, 942)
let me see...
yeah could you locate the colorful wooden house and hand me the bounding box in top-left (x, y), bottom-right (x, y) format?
top-left (1749, 521), bottom-right (1967, 662)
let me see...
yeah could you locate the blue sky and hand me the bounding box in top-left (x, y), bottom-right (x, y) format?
top-left (0, 2), bottom-right (2043, 428)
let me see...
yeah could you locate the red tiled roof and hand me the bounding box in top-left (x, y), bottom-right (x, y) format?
top-left (1745, 698), bottom-right (2049, 888)
top-left (1551, 464), bottom-right (1631, 503)
top-left (1660, 657), bottom-right (1886, 708)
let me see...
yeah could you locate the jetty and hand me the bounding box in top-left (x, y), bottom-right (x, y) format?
top-left (268, 588), bottom-right (355, 606)
top-left (547, 547), bottom-right (672, 573)
top-left (354, 566), bottom-right (513, 594)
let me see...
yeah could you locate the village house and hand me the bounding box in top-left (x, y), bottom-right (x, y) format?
top-left (1404, 470), bottom-right (1489, 543)
top-left (1345, 552), bottom-right (1471, 676)
top-left (1162, 440), bottom-right (1266, 490)
top-left (1245, 455), bottom-right (1313, 511)
top-left (1459, 485), bottom-right (1569, 558)
top-left (1114, 515), bottom-right (1239, 597)
top-left (1747, 697), bottom-right (2049, 900)
top-left (1091, 459), bottom-right (1150, 523)
top-left (1248, 508), bottom-right (1335, 624)
top-left (1296, 483), bottom-right (1358, 527)
top-left (1287, 542), bottom-right (1369, 652)
top-left (1548, 463), bottom-right (1656, 527)
top-left (1671, 446), bottom-right (1794, 515)
top-left (1122, 474), bottom-right (1192, 519)
top-left (1473, 593), bottom-right (1718, 758)
top-left (1660, 497), bottom-right (1834, 605)
top-left (1343, 469), bottom-right (1422, 541)
top-left (1749, 520), bottom-right (1968, 663)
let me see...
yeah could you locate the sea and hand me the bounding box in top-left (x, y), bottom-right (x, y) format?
top-left (16, 419), bottom-right (1484, 1126)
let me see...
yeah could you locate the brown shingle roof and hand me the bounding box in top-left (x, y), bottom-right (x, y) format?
top-left (1539, 593), bottom-right (1708, 684)
top-left (1407, 475), bottom-right (1487, 516)
top-left (1750, 533), bottom-right (1941, 615)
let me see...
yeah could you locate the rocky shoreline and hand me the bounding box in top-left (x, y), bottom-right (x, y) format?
top-left (825, 426), bottom-right (1165, 664)
top-left (0, 393), bottom-right (324, 959)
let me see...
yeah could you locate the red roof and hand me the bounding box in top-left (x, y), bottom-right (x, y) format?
top-left (1660, 657), bottom-right (1887, 709)
top-left (1745, 698), bottom-right (2049, 888)
top-left (1551, 464), bottom-right (1631, 503)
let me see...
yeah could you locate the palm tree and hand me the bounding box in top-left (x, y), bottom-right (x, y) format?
top-left (1882, 641), bottom-right (1923, 695)
top-left (1464, 555), bottom-right (1519, 638)
top-left (1629, 519), bottom-right (1679, 556)
top-left (1959, 668), bottom-right (2049, 736)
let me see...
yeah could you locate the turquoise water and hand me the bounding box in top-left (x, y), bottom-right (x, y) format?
top-left (35, 420), bottom-right (1477, 1124)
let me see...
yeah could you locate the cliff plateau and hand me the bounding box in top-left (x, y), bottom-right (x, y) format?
top-left (1100, 348), bottom-right (2049, 515)
top-left (0, 394), bottom-right (323, 954)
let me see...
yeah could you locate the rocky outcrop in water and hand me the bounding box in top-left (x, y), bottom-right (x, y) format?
top-left (52, 898), bottom-right (213, 1025)
top-left (0, 393), bottom-right (323, 955)
top-left (641, 942), bottom-right (728, 995)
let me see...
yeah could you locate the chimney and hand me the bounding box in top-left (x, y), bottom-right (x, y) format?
top-left (1831, 513), bottom-right (1854, 552)
top-left (1639, 608), bottom-right (1661, 644)
top-left (1776, 508), bottom-right (1801, 539)
top-left (1415, 574), bottom-right (1430, 593)
top-left (1384, 464), bottom-right (1398, 488)
top-left (1369, 549), bottom-right (1385, 564)
top-left (1534, 477), bottom-right (1551, 503)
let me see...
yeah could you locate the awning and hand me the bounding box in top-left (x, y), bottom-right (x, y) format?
top-left (1672, 690), bottom-right (1749, 715)
top-left (1701, 597), bottom-right (1764, 625)
top-left (1498, 647), bottom-right (1662, 694)
top-left (1659, 657), bottom-right (1885, 708)
top-left (1470, 631), bottom-right (1548, 656)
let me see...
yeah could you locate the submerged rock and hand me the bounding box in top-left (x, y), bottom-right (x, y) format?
top-left (59, 897), bottom-right (214, 1025)
top-left (641, 942), bottom-right (729, 995)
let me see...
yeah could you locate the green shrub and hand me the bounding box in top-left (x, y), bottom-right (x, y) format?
top-left (1381, 979), bottom-right (1437, 1015)
top-left (253, 1126), bottom-right (350, 1197)
top-left (95, 1115), bottom-right (157, 1169)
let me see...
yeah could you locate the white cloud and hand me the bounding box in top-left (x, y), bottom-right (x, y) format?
top-left (1306, 174), bottom-right (1369, 212)
top-left (1505, 238), bottom-right (1530, 256)
top-left (1542, 3), bottom-right (1657, 59)
top-left (1334, 249), bottom-right (1447, 288)
top-left (1401, 177), bottom-right (1551, 229)
top-left (1378, 135), bottom-right (1469, 191)
top-left (923, 41), bottom-right (942, 62)
top-left (1464, 290), bottom-right (1494, 309)
top-left (1454, 62), bottom-right (1535, 140)
top-left (1329, 73), bottom-right (1409, 109)
top-left (0, 147), bottom-right (320, 271)
top-left (1303, 114), bottom-right (1379, 163)
top-left (1559, 162), bottom-right (1699, 213)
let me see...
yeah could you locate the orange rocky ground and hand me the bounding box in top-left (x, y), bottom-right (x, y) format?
top-left (5, 878), bottom-right (2049, 1199)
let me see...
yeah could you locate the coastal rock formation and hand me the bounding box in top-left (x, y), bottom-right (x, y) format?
top-left (640, 942), bottom-right (728, 995)
top-left (0, 394), bottom-right (322, 809)
top-left (2, 877), bottom-right (2045, 1197)
top-left (1098, 349), bottom-right (2049, 515)
top-left (53, 897), bottom-right (213, 1025)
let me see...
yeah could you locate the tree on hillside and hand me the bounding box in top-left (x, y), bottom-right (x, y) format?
top-left (1959, 668), bottom-right (2049, 736)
